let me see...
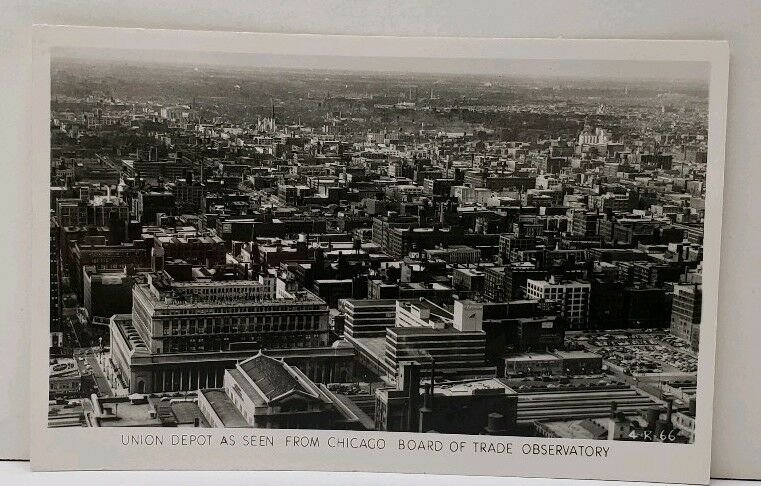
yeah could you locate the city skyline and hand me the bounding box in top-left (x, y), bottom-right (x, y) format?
top-left (52, 47), bottom-right (711, 83)
top-left (47, 47), bottom-right (709, 451)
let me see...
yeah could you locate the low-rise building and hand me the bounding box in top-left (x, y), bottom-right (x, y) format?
top-left (49, 358), bottom-right (82, 399)
top-left (197, 352), bottom-right (371, 430)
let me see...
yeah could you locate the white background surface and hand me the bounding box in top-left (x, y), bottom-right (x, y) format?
top-left (0, 462), bottom-right (756, 486)
top-left (1, 0), bottom-right (760, 482)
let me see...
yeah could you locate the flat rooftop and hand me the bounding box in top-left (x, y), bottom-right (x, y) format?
top-left (341, 299), bottom-right (398, 308)
top-left (505, 353), bottom-right (560, 363)
top-left (552, 350), bottom-right (602, 360)
top-left (434, 378), bottom-right (516, 397)
top-left (348, 336), bottom-right (387, 367)
top-left (170, 401), bottom-right (210, 427)
top-left (539, 419), bottom-right (608, 440)
top-left (95, 398), bottom-right (162, 427)
top-left (390, 326), bottom-right (467, 336)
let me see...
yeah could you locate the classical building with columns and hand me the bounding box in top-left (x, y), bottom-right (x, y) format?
top-left (109, 269), bottom-right (358, 393)
top-left (198, 352), bottom-right (372, 430)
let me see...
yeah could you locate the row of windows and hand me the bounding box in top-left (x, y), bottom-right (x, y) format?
top-left (161, 317), bottom-right (323, 336)
top-left (150, 304), bottom-right (323, 316)
top-left (531, 288), bottom-right (589, 294)
top-left (160, 333), bottom-right (327, 353)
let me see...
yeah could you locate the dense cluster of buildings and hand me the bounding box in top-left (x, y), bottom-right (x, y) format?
top-left (48, 61), bottom-right (707, 443)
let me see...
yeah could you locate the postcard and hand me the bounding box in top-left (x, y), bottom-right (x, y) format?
top-left (30, 25), bottom-right (728, 484)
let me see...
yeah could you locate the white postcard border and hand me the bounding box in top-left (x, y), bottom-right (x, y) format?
top-left (29, 25), bottom-right (729, 484)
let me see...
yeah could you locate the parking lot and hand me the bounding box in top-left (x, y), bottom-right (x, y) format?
top-left (566, 330), bottom-right (698, 378)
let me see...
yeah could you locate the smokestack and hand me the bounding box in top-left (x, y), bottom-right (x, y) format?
top-left (666, 398), bottom-right (674, 423)
top-left (426, 358), bottom-right (436, 412)
top-left (646, 408), bottom-right (660, 430)
top-left (403, 362), bottom-right (421, 433)
top-left (484, 412), bottom-right (506, 435)
top-left (418, 383), bottom-right (433, 433)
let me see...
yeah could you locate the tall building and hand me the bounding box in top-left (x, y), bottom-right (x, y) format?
top-left (499, 234), bottom-right (539, 261)
top-left (169, 179), bottom-right (207, 212)
top-left (578, 125), bottom-right (611, 146)
top-left (670, 284), bottom-right (702, 346)
top-left (593, 192), bottom-right (636, 213)
top-left (484, 263), bottom-right (545, 302)
top-left (525, 277), bottom-right (591, 329)
top-left (598, 215), bottom-right (665, 246)
top-left (149, 230), bottom-right (226, 267)
top-left (375, 367), bottom-right (518, 434)
top-left (484, 266), bottom-right (509, 302)
top-left (70, 241), bottom-right (151, 301)
top-left (589, 279), bottom-right (669, 330)
top-left (82, 267), bottom-right (134, 320)
top-left (567, 209), bottom-right (601, 238)
top-left (383, 300), bottom-right (495, 381)
top-left (50, 216), bottom-right (64, 355)
top-left (130, 271), bottom-right (330, 355)
top-left (481, 300), bottom-right (564, 357)
top-left (338, 299), bottom-right (398, 339)
top-left (110, 270), bottom-right (336, 393)
top-left (56, 196), bottom-right (129, 228)
top-left (134, 190), bottom-right (175, 224)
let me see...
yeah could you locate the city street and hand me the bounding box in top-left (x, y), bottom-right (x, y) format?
top-left (73, 349), bottom-right (113, 397)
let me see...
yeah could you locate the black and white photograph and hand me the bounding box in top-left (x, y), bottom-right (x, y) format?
top-left (30, 27), bottom-right (728, 483)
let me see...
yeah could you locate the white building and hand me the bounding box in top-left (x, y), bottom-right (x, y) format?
top-left (578, 126), bottom-right (611, 146)
top-left (451, 185), bottom-right (491, 204)
top-left (525, 277), bottom-right (591, 328)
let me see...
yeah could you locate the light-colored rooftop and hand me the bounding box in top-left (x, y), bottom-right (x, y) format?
top-left (433, 378), bottom-right (516, 397)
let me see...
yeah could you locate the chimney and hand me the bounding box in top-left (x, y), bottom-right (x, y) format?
top-left (429, 358), bottom-right (436, 395)
top-left (484, 412), bottom-right (506, 435)
top-left (400, 362), bottom-right (421, 432)
top-left (646, 408), bottom-right (660, 430)
top-left (418, 383), bottom-right (434, 433)
top-left (666, 398), bottom-right (674, 423)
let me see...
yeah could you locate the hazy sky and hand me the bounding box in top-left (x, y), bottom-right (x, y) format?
top-left (53, 47), bottom-right (710, 83)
